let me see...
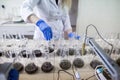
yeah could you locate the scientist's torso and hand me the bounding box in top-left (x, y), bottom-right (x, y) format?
top-left (26, 0), bottom-right (68, 40)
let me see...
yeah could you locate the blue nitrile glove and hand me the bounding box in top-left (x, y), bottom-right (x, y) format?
top-left (68, 32), bottom-right (80, 40)
top-left (36, 19), bottom-right (53, 40)
top-left (8, 69), bottom-right (19, 80)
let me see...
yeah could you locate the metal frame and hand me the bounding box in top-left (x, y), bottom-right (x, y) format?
top-left (86, 38), bottom-right (120, 80)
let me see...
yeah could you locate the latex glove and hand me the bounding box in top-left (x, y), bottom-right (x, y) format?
top-left (8, 69), bottom-right (19, 80)
top-left (68, 32), bottom-right (80, 40)
top-left (36, 19), bottom-right (53, 40)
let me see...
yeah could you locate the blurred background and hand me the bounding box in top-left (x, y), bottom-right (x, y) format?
top-left (0, 0), bottom-right (120, 39)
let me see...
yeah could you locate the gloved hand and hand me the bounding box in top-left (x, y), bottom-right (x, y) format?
top-left (68, 32), bottom-right (80, 40)
top-left (36, 19), bottom-right (53, 40)
top-left (8, 69), bottom-right (19, 80)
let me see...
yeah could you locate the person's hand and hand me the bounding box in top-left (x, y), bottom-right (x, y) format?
top-left (36, 19), bottom-right (53, 40)
top-left (8, 69), bottom-right (19, 80)
top-left (68, 32), bottom-right (80, 40)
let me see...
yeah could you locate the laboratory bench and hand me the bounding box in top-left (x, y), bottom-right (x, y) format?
top-left (0, 39), bottom-right (120, 80)
top-left (0, 19), bottom-right (120, 80)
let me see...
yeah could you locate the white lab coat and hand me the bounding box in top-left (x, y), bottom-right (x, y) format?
top-left (21, 0), bottom-right (72, 40)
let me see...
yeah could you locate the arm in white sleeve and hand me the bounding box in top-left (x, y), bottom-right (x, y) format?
top-left (20, 0), bottom-right (40, 22)
top-left (62, 11), bottom-right (72, 34)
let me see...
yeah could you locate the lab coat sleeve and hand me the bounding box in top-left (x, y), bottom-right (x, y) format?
top-left (20, 0), bottom-right (40, 22)
top-left (63, 12), bottom-right (72, 31)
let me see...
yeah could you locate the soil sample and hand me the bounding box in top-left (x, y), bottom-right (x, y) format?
top-left (73, 58), bottom-right (84, 68)
top-left (116, 57), bottom-right (120, 67)
top-left (103, 69), bottom-right (112, 80)
top-left (41, 62), bottom-right (54, 73)
top-left (90, 60), bottom-right (102, 69)
top-left (0, 51), bottom-right (3, 57)
top-left (32, 50), bottom-right (42, 57)
top-left (56, 49), bottom-right (62, 56)
top-left (56, 48), bottom-right (69, 56)
top-left (59, 59), bottom-right (71, 70)
top-left (48, 47), bottom-right (54, 53)
top-left (13, 62), bottom-right (24, 72)
top-left (20, 50), bottom-right (27, 58)
top-left (25, 63), bottom-right (38, 74)
top-left (5, 51), bottom-right (16, 58)
top-left (69, 48), bottom-right (75, 55)
top-left (20, 50), bottom-right (31, 58)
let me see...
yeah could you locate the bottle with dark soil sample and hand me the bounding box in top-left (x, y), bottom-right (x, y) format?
top-left (69, 48), bottom-right (75, 56)
top-left (73, 58), bottom-right (84, 68)
top-left (59, 59), bottom-right (71, 70)
top-left (41, 62), bottom-right (54, 73)
top-left (56, 48), bottom-right (62, 56)
top-left (25, 62), bottom-right (38, 74)
top-left (0, 51), bottom-right (3, 57)
top-left (90, 60), bottom-right (103, 69)
top-left (56, 48), bottom-right (68, 56)
top-left (13, 62), bottom-right (24, 72)
top-left (41, 47), bottom-right (55, 73)
top-left (116, 57), bottom-right (120, 67)
top-left (19, 50), bottom-right (29, 58)
top-left (13, 52), bottom-right (24, 72)
top-left (25, 49), bottom-right (39, 74)
top-left (32, 49), bottom-right (42, 57)
top-left (48, 47), bottom-right (54, 53)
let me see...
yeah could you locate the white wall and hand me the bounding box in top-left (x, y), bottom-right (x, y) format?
top-left (76, 0), bottom-right (120, 38)
top-left (0, 0), bottom-right (24, 19)
top-left (69, 0), bottom-right (78, 26)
